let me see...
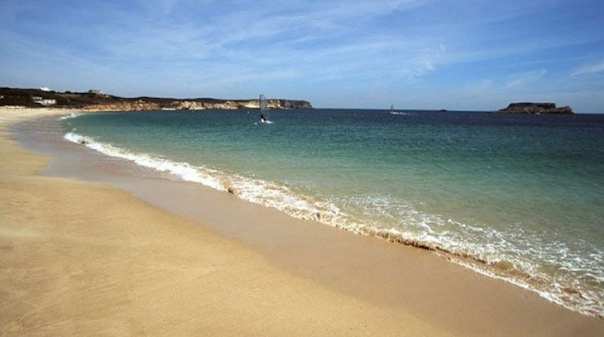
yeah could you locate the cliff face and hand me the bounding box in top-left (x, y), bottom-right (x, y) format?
top-left (0, 87), bottom-right (313, 111)
top-left (498, 102), bottom-right (573, 115)
top-left (167, 98), bottom-right (312, 110)
top-left (80, 100), bottom-right (161, 111)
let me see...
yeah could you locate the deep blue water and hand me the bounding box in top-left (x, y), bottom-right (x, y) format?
top-left (63, 109), bottom-right (604, 316)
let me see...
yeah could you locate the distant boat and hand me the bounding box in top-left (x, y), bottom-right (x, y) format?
top-left (389, 105), bottom-right (410, 116)
top-left (389, 105), bottom-right (404, 115)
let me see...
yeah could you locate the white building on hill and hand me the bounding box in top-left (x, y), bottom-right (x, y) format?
top-left (32, 96), bottom-right (57, 106)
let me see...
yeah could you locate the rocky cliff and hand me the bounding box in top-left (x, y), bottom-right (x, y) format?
top-left (166, 98), bottom-right (312, 111)
top-left (0, 87), bottom-right (313, 111)
top-left (84, 98), bottom-right (313, 111)
top-left (497, 102), bottom-right (573, 115)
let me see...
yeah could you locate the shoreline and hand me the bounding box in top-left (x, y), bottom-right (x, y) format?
top-left (2, 107), bottom-right (602, 336)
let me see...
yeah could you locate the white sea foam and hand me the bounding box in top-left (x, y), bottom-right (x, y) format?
top-left (65, 132), bottom-right (224, 190)
top-left (59, 113), bottom-right (82, 120)
top-left (330, 193), bottom-right (604, 317)
top-left (64, 131), bottom-right (345, 224)
top-left (63, 130), bottom-right (603, 317)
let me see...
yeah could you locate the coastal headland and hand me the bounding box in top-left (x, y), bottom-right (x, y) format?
top-left (0, 87), bottom-right (312, 111)
top-left (1, 107), bottom-right (603, 336)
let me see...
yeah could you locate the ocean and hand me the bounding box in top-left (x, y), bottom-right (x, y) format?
top-left (60, 108), bottom-right (603, 317)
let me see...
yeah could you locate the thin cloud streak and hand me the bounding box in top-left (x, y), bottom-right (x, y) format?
top-left (572, 61), bottom-right (604, 77)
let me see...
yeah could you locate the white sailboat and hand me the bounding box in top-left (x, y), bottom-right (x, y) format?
top-left (390, 105), bottom-right (406, 115)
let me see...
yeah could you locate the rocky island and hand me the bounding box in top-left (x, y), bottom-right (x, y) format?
top-left (497, 102), bottom-right (573, 115)
top-left (0, 87), bottom-right (313, 111)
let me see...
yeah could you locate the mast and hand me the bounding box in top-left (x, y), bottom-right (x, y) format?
top-left (259, 94), bottom-right (269, 120)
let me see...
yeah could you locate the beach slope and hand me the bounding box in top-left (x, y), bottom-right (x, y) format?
top-left (1, 109), bottom-right (453, 336)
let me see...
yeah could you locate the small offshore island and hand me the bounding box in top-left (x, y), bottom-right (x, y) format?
top-left (0, 87), bottom-right (313, 111)
top-left (497, 102), bottom-right (573, 115)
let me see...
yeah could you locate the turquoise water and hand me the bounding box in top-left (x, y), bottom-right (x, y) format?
top-left (62, 109), bottom-right (604, 317)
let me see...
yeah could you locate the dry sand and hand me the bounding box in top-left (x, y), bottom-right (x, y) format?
top-left (1, 107), bottom-right (602, 336)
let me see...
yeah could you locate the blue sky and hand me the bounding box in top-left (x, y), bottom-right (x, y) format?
top-left (1, 0), bottom-right (603, 112)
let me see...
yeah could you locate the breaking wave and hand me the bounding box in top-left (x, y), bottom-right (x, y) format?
top-left (64, 131), bottom-right (603, 318)
top-left (58, 113), bottom-right (83, 120)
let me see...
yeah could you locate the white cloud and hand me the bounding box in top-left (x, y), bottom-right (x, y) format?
top-left (571, 61), bottom-right (604, 77)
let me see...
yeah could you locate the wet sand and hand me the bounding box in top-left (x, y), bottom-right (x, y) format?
top-left (1, 107), bottom-right (602, 336)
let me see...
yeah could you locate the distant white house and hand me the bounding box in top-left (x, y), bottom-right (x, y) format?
top-left (40, 87), bottom-right (51, 92)
top-left (32, 96), bottom-right (57, 106)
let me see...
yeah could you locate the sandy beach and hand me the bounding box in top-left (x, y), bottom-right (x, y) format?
top-left (1, 107), bottom-right (602, 336)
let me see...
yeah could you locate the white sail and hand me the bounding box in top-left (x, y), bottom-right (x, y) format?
top-left (259, 94), bottom-right (270, 123)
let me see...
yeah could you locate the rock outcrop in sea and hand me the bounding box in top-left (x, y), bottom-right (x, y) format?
top-left (497, 102), bottom-right (573, 115)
